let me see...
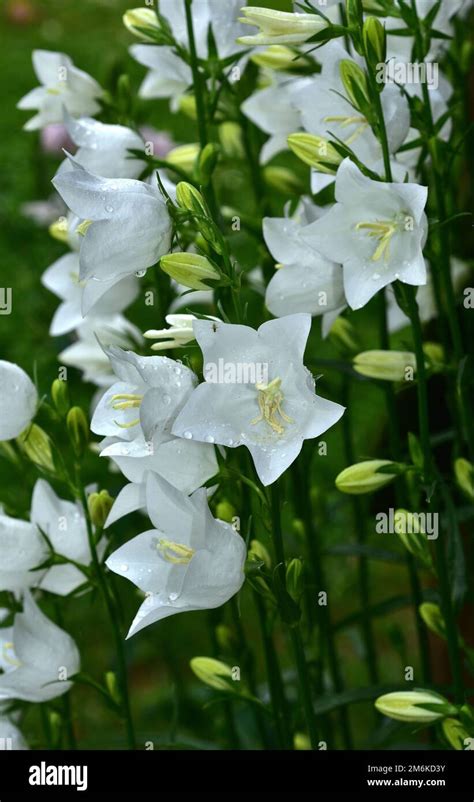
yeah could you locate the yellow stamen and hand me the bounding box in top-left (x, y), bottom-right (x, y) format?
top-left (157, 539), bottom-right (195, 565)
top-left (251, 377), bottom-right (294, 435)
top-left (76, 219), bottom-right (92, 237)
top-left (323, 115), bottom-right (369, 146)
top-left (111, 393), bottom-right (143, 411)
top-left (2, 642), bottom-right (21, 668)
top-left (355, 220), bottom-right (399, 262)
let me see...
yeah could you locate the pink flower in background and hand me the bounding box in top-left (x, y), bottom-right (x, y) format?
top-left (5, 0), bottom-right (36, 26)
top-left (139, 126), bottom-right (174, 159)
top-left (40, 123), bottom-right (74, 155)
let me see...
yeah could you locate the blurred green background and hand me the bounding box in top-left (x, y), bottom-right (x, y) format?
top-left (0, 0), bottom-right (445, 750)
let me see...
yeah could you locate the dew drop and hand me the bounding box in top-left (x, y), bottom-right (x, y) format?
top-left (168, 592), bottom-right (178, 602)
top-left (372, 272), bottom-right (381, 281)
top-left (105, 204), bottom-right (114, 213)
top-left (183, 431), bottom-right (193, 440)
top-left (135, 270), bottom-right (146, 278)
top-left (205, 435), bottom-right (215, 443)
top-left (120, 563), bottom-right (129, 572)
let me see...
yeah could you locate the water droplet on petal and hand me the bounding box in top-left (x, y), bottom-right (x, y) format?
top-left (372, 272), bottom-right (381, 281)
top-left (169, 592), bottom-right (179, 602)
top-left (105, 204), bottom-right (114, 213)
top-left (183, 431), bottom-right (193, 440)
top-left (205, 435), bottom-right (215, 443)
top-left (120, 563), bottom-right (129, 572)
top-left (135, 270), bottom-right (146, 278)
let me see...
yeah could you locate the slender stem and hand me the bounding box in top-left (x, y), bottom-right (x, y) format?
top-left (230, 597), bottom-right (269, 748)
top-left (54, 601), bottom-right (77, 749)
top-left (76, 476), bottom-right (137, 749)
top-left (403, 287), bottom-right (464, 703)
top-left (270, 482), bottom-right (319, 749)
top-left (208, 612), bottom-right (239, 748)
top-left (184, 0), bottom-right (207, 150)
top-left (253, 591), bottom-right (293, 749)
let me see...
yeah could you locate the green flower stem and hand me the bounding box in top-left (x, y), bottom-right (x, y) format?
top-left (403, 286), bottom-right (465, 704)
top-left (75, 474), bottom-right (137, 749)
top-left (253, 590), bottom-right (293, 749)
top-left (270, 482), bottom-right (319, 749)
top-left (291, 459), bottom-right (354, 748)
top-left (208, 611), bottom-right (240, 748)
top-left (53, 601), bottom-right (77, 749)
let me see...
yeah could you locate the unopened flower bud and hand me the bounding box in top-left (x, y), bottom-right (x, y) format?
top-left (88, 490), bottom-right (114, 529)
top-left (190, 657), bottom-right (233, 691)
top-left (67, 406), bottom-right (89, 457)
top-left (293, 732), bottom-right (311, 750)
top-left (160, 253), bottom-right (221, 291)
top-left (17, 424), bottom-right (55, 473)
top-left (166, 143), bottom-right (200, 174)
top-left (336, 460), bottom-right (398, 495)
top-left (176, 183), bottom-right (223, 254)
top-left (178, 94), bottom-right (198, 120)
top-left (219, 122), bottom-right (245, 160)
top-left (393, 509), bottom-right (434, 569)
top-left (455, 458), bottom-right (474, 501)
top-left (442, 718), bottom-right (471, 751)
top-left (199, 143), bottom-right (220, 186)
top-left (105, 671), bottom-right (121, 706)
top-left (419, 602), bottom-right (446, 639)
top-left (423, 342), bottom-right (445, 372)
top-left (286, 558), bottom-right (304, 602)
top-left (263, 166), bottom-right (302, 195)
top-left (375, 690), bottom-right (455, 723)
top-left (237, 7), bottom-right (326, 47)
top-left (249, 539), bottom-right (272, 569)
top-left (51, 378), bottom-right (70, 418)
top-left (288, 133), bottom-right (342, 174)
top-left (353, 350), bottom-right (417, 382)
top-left (363, 16), bottom-right (386, 68)
top-left (215, 624), bottom-right (238, 654)
top-left (123, 9), bottom-right (160, 41)
top-left (215, 500), bottom-right (237, 524)
top-left (340, 59), bottom-right (370, 115)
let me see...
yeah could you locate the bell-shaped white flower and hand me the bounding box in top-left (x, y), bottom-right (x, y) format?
top-left (30, 480), bottom-right (95, 596)
top-left (56, 112), bottom-right (146, 179)
top-left (106, 473), bottom-right (246, 637)
top-left (0, 717), bottom-right (28, 750)
top-left (131, 0), bottom-right (246, 108)
top-left (242, 76), bottom-right (312, 163)
top-left (293, 43), bottom-right (410, 167)
top-left (301, 159), bottom-right (428, 310)
top-left (52, 157), bottom-right (172, 285)
top-left (0, 514), bottom-right (45, 594)
top-left (0, 592), bottom-right (80, 702)
top-left (91, 346), bottom-right (218, 521)
top-left (59, 316), bottom-right (143, 387)
top-left (263, 201), bottom-right (346, 335)
top-left (172, 315), bottom-right (345, 485)
top-left (42, 252), bottom-right (139, 334)
top-left (0, 361), bottom-right (38, 441)
top-left (17, 50), bottom-right (102, 131)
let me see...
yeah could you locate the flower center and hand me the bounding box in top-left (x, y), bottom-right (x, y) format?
top-left (111, 393), bottom-right (143, 429)
top-left (157, 539), bottom-right (195, 565)
top-left (323, 115), bottom-right (369, 146)
top-left (355, 219), bottom-right (400, 262)
top-left (251, 377), bottom-right (294, 435)
top-left (2, 641), bottom-right (20, 668)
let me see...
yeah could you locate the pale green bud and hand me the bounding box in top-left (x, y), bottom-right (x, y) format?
top-left (353, 350), bottom-right (417, 382)
top-left (199, 143), bottom-right (220, 186)
top-left (166, 143), bottom-right (200, 174)
top-left (219, 122), bottom-right (245, 160)
top-left (293, 732), bottom-right (311, 750)
top-left (393, 509), bottom-right (434, 570)
top-left (328, 317), bottom-right (361, 355)
top-left (249, 539), bottom-right (272, 569)
top-left (423, 342), bottom-right (445, 372)
top-left (442, 718), bottom-right (471, 751)
top-left (160, 253), bottom-right (221, 291)
top-left (88, 490), bottom-right (114, 529)
top-left (17, 424), bottom-right (55, 473)
top-left (251, 45), bottom-right (300, 71)
top-left (215, 500), bottom-right (237, 524)
top-left (123, 8), bottom-right (160, 41)
top-left (178, 95), bottom-right (198, 120)
top-left (237, 7), bottom-right (325, 47)
top-left (51, 378), bottom-right (70, 418)
top-left (375, 690), bottom-right (455, 723)
top-left (340, 59), bottom-right (370, 114)
top-left (215, 624), bottom-right (238, 654)
top-left (105, 671), bottom-right (121, 706)
top-left (288, 132), bottom-right (342, 173)
top-left (336, 460), bottom-right (398, 495)
top-left (419, 602), bottom-right (446, 639)
top-left (363, 16), bottom-right (386, 67)
top-left (190, 657), bottom-right (233, 691)
top-left (286, 558), bottom-right (304, 602)
top-left (175, 183), bottom-right (223, 254)
top-left (66, 407), bottom-right (89, 458)
top-left (454, 458), bottom-right (474, 501)
top-left (49, 217), bottom-right (69, 244)
top-left (263, 166), bottom-right (302, 195)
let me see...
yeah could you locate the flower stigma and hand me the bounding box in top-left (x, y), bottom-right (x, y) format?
top-left (251, 377), bottom-right (294, 435)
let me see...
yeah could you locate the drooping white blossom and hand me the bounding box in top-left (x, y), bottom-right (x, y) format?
top-left (0, 362), bottom-right (38, 441)
top-left (17, 50), bottom-right (102, 131)
top-left (106, 473), bottom-right (246, 637)
top-left (0, 592), bottom-right (80, 702)
top-left (172, 315), bottom-right (345, 485)
top-left (301, 159), bottom-right (428, 310)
